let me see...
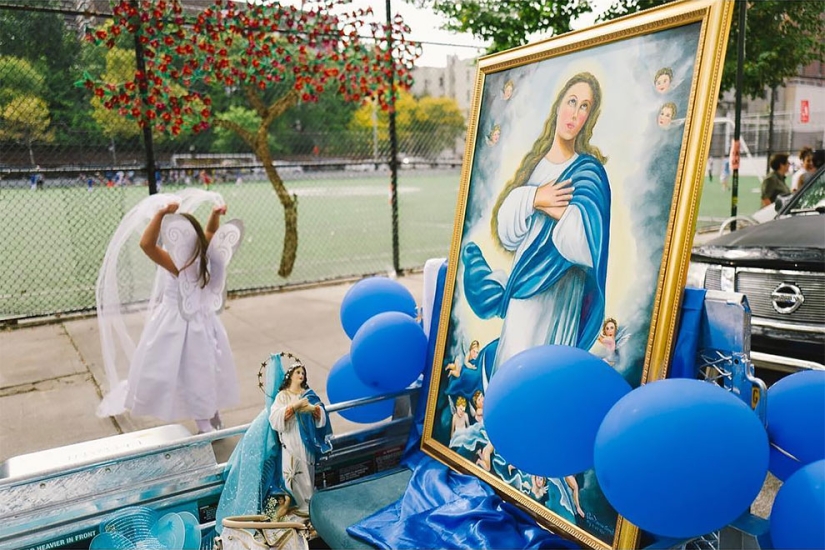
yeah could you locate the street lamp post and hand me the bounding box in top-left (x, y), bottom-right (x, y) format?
top-left (730, 0), bottom-right (747, 232)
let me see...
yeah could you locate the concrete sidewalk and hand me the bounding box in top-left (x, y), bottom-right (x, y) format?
top-left (0, 274), bottom-right (424, 463)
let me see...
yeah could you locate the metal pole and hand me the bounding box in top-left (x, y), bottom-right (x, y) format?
top-left (372, 100), bottom-right (379, 162)
top-left (766, 86), bottom-right (776, 173)
top-left (386, 0), bottom-right (400, 275)
top-left (132, 0), bottom-right (158, 195)
top-left (730, 0), bottom-right (746, 230)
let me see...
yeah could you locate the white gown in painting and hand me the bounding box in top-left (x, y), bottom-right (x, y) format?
top-left (494, 155), bottom-right (591, 367)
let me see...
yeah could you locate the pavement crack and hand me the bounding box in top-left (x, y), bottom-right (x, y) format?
top-left (60, 323), bottom-right (124, 435)
top-left (0, 372), bottom-right (91, 397)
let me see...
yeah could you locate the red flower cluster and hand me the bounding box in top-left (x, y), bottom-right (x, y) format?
top-left (83, 0), bottom-right (420, 137)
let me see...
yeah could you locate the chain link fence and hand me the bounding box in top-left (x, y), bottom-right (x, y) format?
top-left (4, 2), bottom-right (820, 322)
top-left (0, 1), bottom-right (473, 322)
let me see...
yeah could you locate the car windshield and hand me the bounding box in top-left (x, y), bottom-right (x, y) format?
top-left (788, 168), bottom-right (825, 214)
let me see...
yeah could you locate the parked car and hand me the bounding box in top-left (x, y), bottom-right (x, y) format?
top-left (687, 164), bottom-right (825, 378)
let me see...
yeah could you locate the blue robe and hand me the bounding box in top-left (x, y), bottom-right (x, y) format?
top-left (463, 154), bottom-right (610, 374)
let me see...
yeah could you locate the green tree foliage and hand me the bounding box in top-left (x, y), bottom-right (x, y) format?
top-left (0, 56), bottom-right (53, 164)
top-left (598, 0), bottom-right (825, 99)
top-left (0, 96), bottom-right (54, 164)
top-left (0, 57), bottom-right (45, 104)
top-left (409, 0), bottom-right (594, 52)
top-left (412, 96), bottom-right (466, 157)
top-left (0, 4), bottom-right (87, 142)
top-left (90, 48), bottom-right (141, 139)
top-left (212, 105), bottom-right (272, 153)
top-left (0, 56), bottom-right (46, 106)
top-left (349, 91), bottom-right (465, 159)
top-left (210, 89), bottom-right (359, 157)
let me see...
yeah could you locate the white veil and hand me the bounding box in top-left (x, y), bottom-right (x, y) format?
top-left (96, 188), bottom-right (226, 417)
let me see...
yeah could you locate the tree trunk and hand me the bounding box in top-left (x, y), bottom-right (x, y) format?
top-left (27, 139), bottom-right (35, 165)
top-left (255, 141), bottom-right (298, 278)
top-left (214, 89), bottom-right (300, 277)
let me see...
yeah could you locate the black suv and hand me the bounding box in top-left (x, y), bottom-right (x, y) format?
top-left (688, 165), bottom-right (825, 376)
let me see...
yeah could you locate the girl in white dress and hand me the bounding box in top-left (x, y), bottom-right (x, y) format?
top-left (96, 192), bottom-right (244, 435)
top-left (269, 363), bottom-right (329, 514)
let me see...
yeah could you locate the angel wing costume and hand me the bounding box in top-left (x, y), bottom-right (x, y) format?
top-left (96, 190), bottom-right (244, 422)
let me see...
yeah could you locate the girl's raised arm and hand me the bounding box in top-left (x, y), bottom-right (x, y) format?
top-left (140, 203), bottom-right (180, 275)
top-left (205, 204), bottom-right (227, 243)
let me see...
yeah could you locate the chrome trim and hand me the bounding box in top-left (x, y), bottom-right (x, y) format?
top-left (0, 425), bottom-right (247, 486)
top-left (735, 267), bottom-right (824, 277)
top-left (770, 282), bottom-right (805, 314)
top-left (752, 316), bottom-right (825, 334)
top-left (0, 387), bottom-right (419, 486)
top-left (751, 351), bottom-right (825, 373)
top-left (720, 266), bottom-right (736, 291)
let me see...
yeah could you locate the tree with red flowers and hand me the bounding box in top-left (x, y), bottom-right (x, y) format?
top-left (83, 0), bottom-right (420, 277)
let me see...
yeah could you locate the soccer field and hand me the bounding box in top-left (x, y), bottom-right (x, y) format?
top-left (0, 171), bottom-right (460, 318)
top-left (0, 169), bottom-right (763, 319)
top-left (696, 174), bottom-right (764, 225)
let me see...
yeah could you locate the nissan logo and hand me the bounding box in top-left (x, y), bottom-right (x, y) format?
top-left (771, 283), bottom-right (805, 314)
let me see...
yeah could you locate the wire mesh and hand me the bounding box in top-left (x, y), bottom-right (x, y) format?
top-left (0, 1), bottom-right (470, 322)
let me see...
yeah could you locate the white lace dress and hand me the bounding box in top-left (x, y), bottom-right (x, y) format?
top-left (120, 215), bottom-right (244, 422)
top-left (124, 270), bottom-right (239, 421)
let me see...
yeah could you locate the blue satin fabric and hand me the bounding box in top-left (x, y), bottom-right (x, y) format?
top-left (347, 453), bottom-right (579, 549)
top-left (354, 260), bottom-right (579, 549)
top-left (668, 287), bottom-right (706, 379)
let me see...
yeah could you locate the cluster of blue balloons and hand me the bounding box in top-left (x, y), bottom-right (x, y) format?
top-left (485, 345), bottom-right (825, 545)
top-left (327, 277), bottom-right (427, 424)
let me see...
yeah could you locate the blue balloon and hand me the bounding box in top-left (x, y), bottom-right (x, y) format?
top-left (484, 345), bottom-right (632, 478)
top-left (770, 459), bottom-right (825, 550)
top-left (340, 277), bottom-right (418, 339)
top-left (327, 354), bottom-right (394, 423)
top-left (767, 370), bottom-right (825, 481)
top-left (351, 311), bottom-right (427, 392)
top-left (594, 379), bottom-right (769, 539)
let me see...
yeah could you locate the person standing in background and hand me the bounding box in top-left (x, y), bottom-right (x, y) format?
top-left (791, 147), bottom-right (815, 192)
top-left (761, 153), bottom-right (791, 207)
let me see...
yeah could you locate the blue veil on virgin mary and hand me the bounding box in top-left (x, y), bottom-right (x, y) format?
top-left (462, 154), bottom-right (610, 380)
top-left (215, 353), bottom-right (332, 531)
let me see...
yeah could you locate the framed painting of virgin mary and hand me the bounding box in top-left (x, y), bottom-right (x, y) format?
top-left (420, 1), bottom-right (733, 548)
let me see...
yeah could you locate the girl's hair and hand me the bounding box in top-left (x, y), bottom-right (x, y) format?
top-left (180, 213), bottom-right (210, 288)
top-left (279, 363), bottom-right (309, 392)
top-left (602, 317), bottom-right (617, 332)
top-left (472, 389), bottom-right (483, 406)
top-left (455, 396), bottom-right (467, 409)
top-left (491, 72), bottom-right (606, 246)
top-left (470, 340), bottom-right (480, 350)
top-left (654, 67), bottom-right (673, 83)
top-left (661, 102), bottom-right (677, 117)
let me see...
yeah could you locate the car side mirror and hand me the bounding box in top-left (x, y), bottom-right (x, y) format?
top-left (774, 193), bottom-right (791, 212)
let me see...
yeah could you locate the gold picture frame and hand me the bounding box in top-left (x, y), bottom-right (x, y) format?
top-left (420, 1), bottom-right (733, 548)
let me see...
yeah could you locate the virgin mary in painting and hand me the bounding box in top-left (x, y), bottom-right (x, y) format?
top-left (462, 71), bottom-right (611, 379)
